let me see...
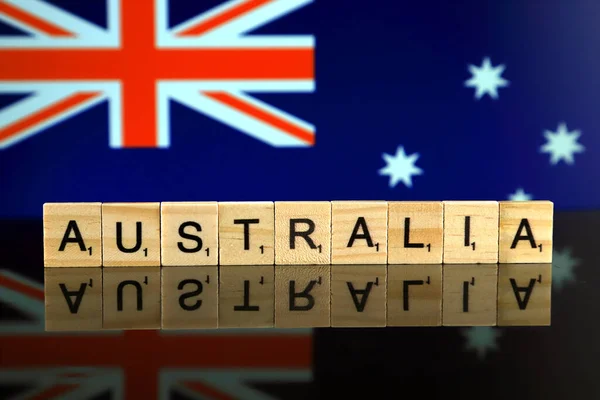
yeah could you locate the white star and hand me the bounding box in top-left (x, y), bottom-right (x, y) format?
top-left (508, 188), bottom-right (532, 201)
top-left (540, 122), bottom-right (585, 165)
top-left (464, 57), bottom-right (509, 99)
top-left (378, 146), bottom-right (423, 188)
top-left (553, 247), bottom-right (581, 290)
top-left (462, 327), bottom-right (502, 360)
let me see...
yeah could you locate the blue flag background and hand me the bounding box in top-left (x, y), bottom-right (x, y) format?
top-left (1, 0), bottom-right (598, 217)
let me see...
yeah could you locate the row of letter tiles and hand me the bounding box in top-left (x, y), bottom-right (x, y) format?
top-left (44, 264), bottom-right (551, 330)
top-left (43, 201), bottom-right (553, 267)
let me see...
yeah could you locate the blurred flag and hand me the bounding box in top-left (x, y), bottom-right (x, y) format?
top-left (0, 0), bottom-right (314, 149)
top-left (1, 0), bottom-right (599, 215)
top-left (0, 269), bottom-right (312, 399)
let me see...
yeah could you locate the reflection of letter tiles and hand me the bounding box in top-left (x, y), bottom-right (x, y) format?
top-left (162, 266), bottom-right (218, 329)
top-left (102, 203), bottom-right (160, 267)
top-left (499, 201), bottom-right (553, 263)
top-left (497, 264), bottom-right (551, 326)
top-left (274, 202), bottom-right (331, 265)
top-left (331, 265), bottom-right (387, 327)
top-left (442, 201), bottom-right (499, 264)
top-left (44, 268), bottom-right (102, 331)
top-left (103, 267), bottom-right (161, 329)
top-left (40, 200), bottom-right (556, 330)
top-left (442, 264), bottom-right (498, 326)
top-left (218, 265), bottom-right (274, 328)
top-left (275, 265), bottom-right (330, 327)
top-left (43, 203), bottom-right (102, 267)
top-left (218, 202), bottom-right (274, 265)
top-left (387, 264), bottom-right (442, 326)
top-left (388, 202), bottom-right (443, 264)
top-left (331, 201), bottom-right (388, 265)
top-left (161, 202), bottom-right (218, 266)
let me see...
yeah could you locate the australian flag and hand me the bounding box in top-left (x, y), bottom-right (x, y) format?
top-left (0, 0), bottom-right (599, 399)
top-left (0, 0), bottom-right (597, 213)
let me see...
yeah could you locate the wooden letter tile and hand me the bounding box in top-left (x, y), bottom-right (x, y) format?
top-left (442, 264), bottom-right (498, 326)
top-left (218, 202), bottom-right (274, 265)
top-left (44, 268), bottom-right (102, 331)
top-left (161, 202), bottom-right (218, 266)
top-left (275, 265), bottom-right (330, 327)
top-left (499, 201), bottom-right (553, 263)
top-left (161, 266), bottom-right (218, 329)
top-left (274, 202), bottom-right (331, 265)
top-left (387, 264), bottom-right (442, 326)
top-left (497, 263), bottom-right (551, 326)
top-left (103, 267), bottom-right (161, 329)
top-left (331, 201), bottom-right (387, 264)
top-left (443, 201), bottom-right (499, 264)
top-left (219, 265), bottom-right (274, 328)
top-left (43, 202), bottom-right (102, 267)
top-left (388, 202), bottom-right (443, 264)
top-left (331, 265), bottom-right (386, 327)
top-left (102, 203), bottom-right (160, 267)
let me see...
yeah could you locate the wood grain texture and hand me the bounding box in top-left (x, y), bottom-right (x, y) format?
top-left (388, 201), bottom-right (443, 264)
top-left (161, 266), bottom-right (218, 329)
top-left (44, 267), bottom-right (102, 331)
top-left (331, 265), bottom-right (386, 327)
top-left (103, 267), bottom-right (161, 329)
top-left (387, 264), bottom-right (442, 326)
top-left (499, 201), bottom-right (553, 263)
top-left (161, 202), bottom-right (218, 266)
top-left (331, 201), bottom-right (388, 264)
top-left (497, 263), bottom-right (551, 326)
top-left (442, 201), bottom-right (499, 264)
top-left (218, 265), bottom-right (274, 328)
top-left (102, 203), bottom-right (160, 267)
top-left (218, 201), bottom-right (274, 265)
top-left (274, 202), bottom-right (331, 265)
top-left (442, 264), bottom-right (498, 326)
top-left (275, 265), bottom-right (330, 327)
top-left (43, 202), bottom-right (102, 267)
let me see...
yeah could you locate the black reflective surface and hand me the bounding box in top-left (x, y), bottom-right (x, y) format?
top-left (1, 211), bottom-right (598, 399)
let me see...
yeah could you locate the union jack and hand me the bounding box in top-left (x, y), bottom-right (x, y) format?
top-left (0, 0), bottom-right (315, 149)
top-left (0, 269), bottom-right (313, 399)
